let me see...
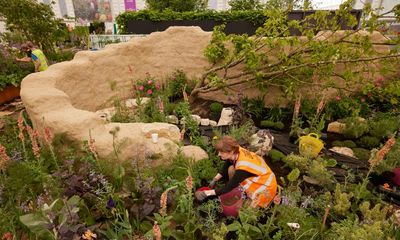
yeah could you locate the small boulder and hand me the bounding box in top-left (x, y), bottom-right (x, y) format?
top-left (209, 120), bottom-right (217, 126)
top-left (327, 121), bottom-right (345, 134)
top-left (248, 129), bottom-right (274, 156)
top-left (329, 147), bottom-right (355, 158)
top-left (217, 108), bottom-right (234, 126)
top-left (181, 145), bottom-right (208, 161)
top-left (200, 118), bottom-right (210, 126)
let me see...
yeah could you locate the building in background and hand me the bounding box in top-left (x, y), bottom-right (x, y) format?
top-left (2, 0), bottom-right (397, 34)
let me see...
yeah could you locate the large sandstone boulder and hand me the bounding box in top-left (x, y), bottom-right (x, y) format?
top-left (20, 27), bottom-right (212, 162)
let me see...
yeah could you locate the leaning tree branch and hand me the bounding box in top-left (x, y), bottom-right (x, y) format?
top-left (194, 53), bottom-right (400, 94)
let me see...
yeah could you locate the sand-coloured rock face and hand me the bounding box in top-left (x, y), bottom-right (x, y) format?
top-left (20, 26), bottom-right (391, 162)
top-left (20, 27), bottom-right (213, 162)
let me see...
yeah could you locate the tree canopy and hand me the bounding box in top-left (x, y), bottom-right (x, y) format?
top-left (0, 0), bottom-right (61, 52)
top-left (145, 0), bottom-right (208, 12)
top-left (192, 0), bottom-right (400, 100)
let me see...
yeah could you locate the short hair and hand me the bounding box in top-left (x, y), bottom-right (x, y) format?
top-left (21, 41), bottom-right (34, 51)
top-left (215, 136), bottom-right (240, 154)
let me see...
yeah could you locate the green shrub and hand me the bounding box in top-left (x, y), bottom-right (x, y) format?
top-left (116, 10), bottom-right (269, 33)
top-left (269, 149), bottom-right (285, 162)
top-left (342, 140), bottom-right (357, 149)
top-left (374, 139), bottom-right (400, 174)
top-left (209, 102), bottom-right (223, 113)
top-left (342, 117), bottom-right (369, 139)
top-left (369, 116), bottom-right (399, 140)
top-left (167, 70), bottom-right (192, 100)
top-left (356, 136), bottom-right (380, 149)
top-left (352, 148), bottom-right (370, 161)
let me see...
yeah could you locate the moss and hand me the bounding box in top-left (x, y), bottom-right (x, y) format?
top-left (356, 136), bottom-right (380, 149)
top-left (260, 120), bottom-right (285, 130)
top-left (353, 148), bottom-right (370, 161)
top-left (332, 140), bottom-right (344, 147)
top-left (269, 149), bottom-right (285, 162)
top-left (342, 140), bottom-right (357, 149)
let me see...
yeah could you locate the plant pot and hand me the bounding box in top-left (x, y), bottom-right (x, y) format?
top-left (0, 85), bottom-right (20, 105)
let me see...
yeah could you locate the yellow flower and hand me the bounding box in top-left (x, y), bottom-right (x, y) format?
top-left (82, 230), bottom-right (97, 240)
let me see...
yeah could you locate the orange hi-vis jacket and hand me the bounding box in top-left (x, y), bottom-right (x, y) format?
top-left (236, 147), bottom-right (277, 207)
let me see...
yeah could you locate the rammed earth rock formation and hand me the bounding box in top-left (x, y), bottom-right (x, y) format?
top-left (20, 27), bottom-right (390, 162)
top-left (21, 27), bottom-right (212, 162)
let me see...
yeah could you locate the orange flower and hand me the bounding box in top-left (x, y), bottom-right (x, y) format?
top-left (1, 232), bottom-right (12, 240)
top-left (159, 189), bottom-right (169, 216)
top-left (89, 138), bottom-right (97, 158)
top-left (153, 222), bottom-right (161, 240)
top-left (44, 127), bottom-right (54, 146)
top-left (316, 95), bottom-right (326, 115)
top-left (383, 183), bottom-right (390, 189)
top-left (185, 175), bottom-right (193, 192)
top-left (293, 95), bottom-right (302, 120)
top-left (369, 136), bottom-right (396, 166)
top-left (0, 144), bottom-right (10, 171)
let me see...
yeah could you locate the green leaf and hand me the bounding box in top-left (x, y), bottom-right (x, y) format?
top-left (19, 214), bottom-right (54, 240)
top-left (325, 158), bottom-right (337, 167)
top-left (227, 221), bottom-right (242, 232)
top-left (114, 165), bottom-right (125, 179)
top-left (287, 168), bottom-right (300, 182)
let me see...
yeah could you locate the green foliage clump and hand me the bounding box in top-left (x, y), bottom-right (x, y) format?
top-left (307, 159), bottom-right (335, 185)
top-left (0, 46), bottom-right (34, 90)
top-left (333, 184), bottom-right (353, 216)
top-left (116, 10), bottom-right (269, 33)
top-left (356, 136), bottom-right (380, 149)
top-left (145, 0), bottom-right (207, 12)
top-left (209, 102), bottom-right (223, 113)
top-left (342, 140), bottom-right (357, 149)
top-left (352, 148), bottom-right (370, 161)
top-left (283, 153), bottom-right (309, 171)
top-left (167, 70), bottom-right (192, 100)
top-left (342, 117), bottom-right (369, 139)
top-left (0, 0), bottom-right (63, 52)
top-left (324, 96), bottom-right (366, 120)
top-left (228, 0), bottom-right (264, 10)
top-left (268, 149), bottom-right (285, 162)
top-left (369, 115), bottom-right (400, 140)
top-left (242, 96), bottom-right (265, 119)
top-left (374, 139), bottom-right (400, 174)
top-left (260, 120), bottom-right (285, 130)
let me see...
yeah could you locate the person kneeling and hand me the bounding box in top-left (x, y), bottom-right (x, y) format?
top-left (195, 136), bottom-right (277, 208)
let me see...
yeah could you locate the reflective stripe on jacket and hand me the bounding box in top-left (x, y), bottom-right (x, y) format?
top-left (32, 49), bottom-right (48, 72)
top-left (236, 147), bottom-right (277, 207)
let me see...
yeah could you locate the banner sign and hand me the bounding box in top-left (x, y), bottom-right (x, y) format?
top-left (124, 0), bottom-right (136, 11)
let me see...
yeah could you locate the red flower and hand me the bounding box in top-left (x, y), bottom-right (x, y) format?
top-left (335, 95), bottom-right (341, 101)
top-left (138, 85), bottom-right (144, 91)
top-left (155, 83), bottom-right (160, 90)
top-left (147, 80), bottom-right (153, 85)
top-left (147, 89), bottom-right (153, 95)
